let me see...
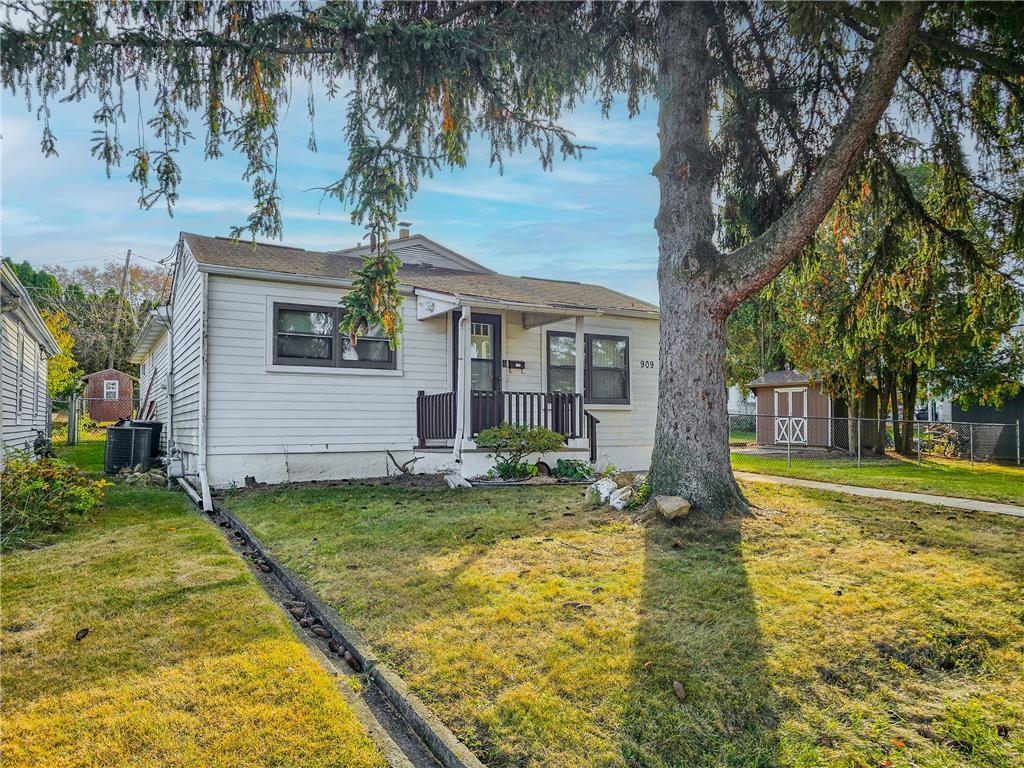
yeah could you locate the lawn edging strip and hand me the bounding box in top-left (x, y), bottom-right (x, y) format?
top-left (208, 499), bottom-right (486, 768)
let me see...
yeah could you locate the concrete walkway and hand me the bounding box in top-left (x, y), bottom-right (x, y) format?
top-left (735, 471), bottom-right (1024, 518)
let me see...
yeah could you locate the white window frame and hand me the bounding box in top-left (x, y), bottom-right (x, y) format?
top-left (104, 379), bottom-right (120, 401)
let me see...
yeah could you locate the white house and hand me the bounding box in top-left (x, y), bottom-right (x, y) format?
top-left (1, 261), bottom-right (60, 455)
top-left (131, 231), bottom-right (661, 503)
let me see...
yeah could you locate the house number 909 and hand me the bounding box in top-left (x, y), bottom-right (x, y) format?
top-left (639, 360), bottom-right (656, 369)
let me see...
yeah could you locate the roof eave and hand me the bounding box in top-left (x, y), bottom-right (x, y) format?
top-left (412, 287), bottom-right (658, 319)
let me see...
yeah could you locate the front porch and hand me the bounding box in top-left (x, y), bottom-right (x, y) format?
top-left (413, 300), bottom-right (602, 470)
top-left (416, 389), bottom-right (599, 462)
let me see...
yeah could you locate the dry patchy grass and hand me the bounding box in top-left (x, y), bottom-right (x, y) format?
top-left (731, 452), bottom-right (1024, 505)
top-left (227, 480), bottom-right (1024, 768)
top-left (0, 441), bottom-right (385, 768)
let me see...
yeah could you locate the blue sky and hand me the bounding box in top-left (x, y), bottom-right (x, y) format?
top-left (1, 88), bottom-right (662, 303)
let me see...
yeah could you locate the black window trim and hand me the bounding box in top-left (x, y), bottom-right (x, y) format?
top-left (546, 330), bottom-right (631, 405)
top-left (546, 330), bottom-right (577, 395)
top-left (272, 301), bottom-right (396, 370)
top-left (585, 332), bottom-right (630, 405)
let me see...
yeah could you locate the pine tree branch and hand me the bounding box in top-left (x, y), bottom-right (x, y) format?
top-left (716, 2), bottom-right (925, 312)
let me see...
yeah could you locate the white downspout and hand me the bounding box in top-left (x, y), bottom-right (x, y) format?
top-left (452, 305), bottom-right (471, 462)
top-left (197, 271), bottom-right (213, 511)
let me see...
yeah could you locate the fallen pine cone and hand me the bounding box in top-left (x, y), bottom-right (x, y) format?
top-left (327, 638), bottom-right (341, 654)
top-left (672, 681), bottom-right (687, 702)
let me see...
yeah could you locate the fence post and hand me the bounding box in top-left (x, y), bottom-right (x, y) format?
top-left (969, 423), bottom-right (974, 465)
top-left (856, 417), bottom-right (862, 469)
top-left (1016, 420), bottom-right (1021, 467)
top-left (787, 420), bottom-right (792, 468)
top-left (916, 420), bottom-right (922, 466)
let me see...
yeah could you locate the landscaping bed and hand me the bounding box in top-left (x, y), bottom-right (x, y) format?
top-left (226, 478), bottom-right (1024, 768)
top-left (1, 440), bottom-right (385, 768)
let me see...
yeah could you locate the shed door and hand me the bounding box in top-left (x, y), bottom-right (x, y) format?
top-left (774, 388), bottom-right (808, 444)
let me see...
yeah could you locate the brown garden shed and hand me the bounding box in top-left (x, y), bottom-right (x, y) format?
top-left (82, 368), bottom-right (134, 422)
top-left (747, 371), bottom-right (880, 451)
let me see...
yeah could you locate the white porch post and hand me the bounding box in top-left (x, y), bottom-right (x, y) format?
top-left (453, 305), bottom-right (473, 461)
top-left (574, 316), bottom-right (585, 397)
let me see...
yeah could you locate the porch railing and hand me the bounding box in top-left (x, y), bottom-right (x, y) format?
top-left (416, 390), bottom-right (595, 446)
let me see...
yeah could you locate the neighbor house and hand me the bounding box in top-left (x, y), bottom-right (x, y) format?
top-left (81, 368), bottom-right (134, 422)
top-left (1, 261), bottom-right (60, 455)
top-left (131, 231), bottom-right (660, 499)
top-left (747, 370), bottom-right (880, 451)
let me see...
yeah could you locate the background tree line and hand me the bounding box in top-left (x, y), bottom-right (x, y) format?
top-left (727, 163), bottom-right (1024, 455)
top-left (3, 257), bottom-right (171, 399)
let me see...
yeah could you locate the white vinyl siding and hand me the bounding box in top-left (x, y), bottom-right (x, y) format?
top-left (137, 329), bottom-right (171, 451)
top-left (466, 310), bottom-right (658, 464)
top-left (1, 313), bottom-right (50, 451)
top-left (205, 276), bottom-right (448, 456)
top-left (168, 246), bottom-right (204, 460)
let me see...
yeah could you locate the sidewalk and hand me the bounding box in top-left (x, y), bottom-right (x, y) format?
top-left (735, 471), bottom-right (1024, 518)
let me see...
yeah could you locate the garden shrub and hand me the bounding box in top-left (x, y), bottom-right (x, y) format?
top-left (0, 452), bottom-right (107, 550)
top-left (553, 458), bottom-right (594, 481)
top-left (475, 424), bottom-right (564, 480)
top-left (629, 474), bottom-right (650, 509)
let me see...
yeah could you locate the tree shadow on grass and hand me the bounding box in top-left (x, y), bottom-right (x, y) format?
top-left (619, 514), bottom-right (781, 767)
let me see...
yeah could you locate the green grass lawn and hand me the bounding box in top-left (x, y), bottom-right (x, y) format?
top-left (226, 480), bottom-right (1024, 768)
top-left (1, 440), bottom-right (385, 768)
top-left (731, 451), bottom-right (1024, 505)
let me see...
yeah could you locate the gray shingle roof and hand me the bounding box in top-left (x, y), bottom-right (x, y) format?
top-left (182, 233), bottom-right (658, 315)
top-left (747, 370), bottom-right (812, 388)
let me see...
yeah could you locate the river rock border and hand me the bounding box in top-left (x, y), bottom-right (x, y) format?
top-left (205, 499), bottom-right (486, 768)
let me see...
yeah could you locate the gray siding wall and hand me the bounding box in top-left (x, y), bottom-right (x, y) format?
top-left (504, 313), bottom-right (659, 466)
top-left (205, 276), bottom-right (449, 456)
top-left (169, 247), bottom-right (204, 458)
top-left (138, 328), bottom-right (170, 452)
top-left (1, 312), bottom-right (50, 452)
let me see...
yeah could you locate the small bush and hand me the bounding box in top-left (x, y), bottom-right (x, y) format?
top-left (553, 458), bottom-right (593, 481)
top-left (629, 474), bottom-right (650, 509)
top-left (475, 424), bottom-right (564, 480)
top-left (0, 452), bottom-right (107, 550)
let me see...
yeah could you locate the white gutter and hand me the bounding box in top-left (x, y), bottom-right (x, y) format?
top-left (452, 306), bottom-right (471, 461)
top-left (412, 288), bottom-right (658, 320)
top-left (196, 263), bottom-right (416, 296)
top-left (197, 270), bottom-right (213, 512)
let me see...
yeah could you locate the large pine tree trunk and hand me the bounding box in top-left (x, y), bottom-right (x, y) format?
top-left (646, 2), bottom-right (922, 514)
top-left (650, 276), bottom-right (744, 511)
top-left (648, 3), bottom-right (746, 512)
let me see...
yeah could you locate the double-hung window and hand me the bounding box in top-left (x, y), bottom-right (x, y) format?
top-left (546, 331), bottom-right (630, 405)
top-left (104, 380), bottom-right (119, 400)
top-left (273, 303), bottom-right (395, 370)
top-left (546, 332), bottom-right (577, 393)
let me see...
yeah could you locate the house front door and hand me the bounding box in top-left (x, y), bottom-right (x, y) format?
top-left (452, 313), bottom-right (503, 433)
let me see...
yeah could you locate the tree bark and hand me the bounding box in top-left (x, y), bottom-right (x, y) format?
top-left (647, 2), bottom-right (923, 514)
top-left (649, 3), bottom-right (746, 512)
top-left (875, 369), bottom-right (891, 456)
top-left (896, 366), bottom-right (918, 455)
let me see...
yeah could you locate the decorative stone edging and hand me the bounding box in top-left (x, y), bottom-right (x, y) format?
top-left (207, 499), bottom-right (486, 768)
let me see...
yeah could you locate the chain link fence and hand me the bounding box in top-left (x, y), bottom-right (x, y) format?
top-left (51, 394), bottom-right (139, 445)
top-left (729, 413), bottom-right (1022, 470)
